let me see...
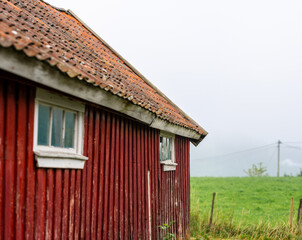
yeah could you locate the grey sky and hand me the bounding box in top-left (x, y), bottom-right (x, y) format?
top-left (46, 0), bottom-right (302, 176)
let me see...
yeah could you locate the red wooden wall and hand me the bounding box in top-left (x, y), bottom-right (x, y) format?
top-left (0, 77), bottom-right (191, 239)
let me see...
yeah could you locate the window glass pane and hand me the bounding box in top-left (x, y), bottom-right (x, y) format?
top-left (163, 137), bottom-right (167, 161)
top-left (160, 136), bottom-right (173, 161)
top-left (51, 107), bottom-right (63, 147)
top-left (64, 111), bottom-right (75, 148)
top-left (167, 138), bottom-right (171, 160)
top-left (38, 104), bottom-right (50, 146)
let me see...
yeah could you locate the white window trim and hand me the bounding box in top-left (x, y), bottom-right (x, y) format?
top-left (34, 88), bottom-right (88, 169)
top-left (160, 131), bottom-right (177, 171)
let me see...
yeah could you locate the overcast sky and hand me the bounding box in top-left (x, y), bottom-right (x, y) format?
top-left (47, 0), bottom-right (302, 176)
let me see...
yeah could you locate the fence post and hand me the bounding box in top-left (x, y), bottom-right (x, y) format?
top-left (297, 199), bottom-right (302, 227)
top-left (290, 197), bottom-right (293, 231)
top-left (209, 192), bottom-right (216, 229)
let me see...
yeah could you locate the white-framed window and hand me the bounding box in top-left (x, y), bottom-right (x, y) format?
top-left (160, 131), bottom-right (177, 171)
top-left (34, 88), bottom-right (88, 169)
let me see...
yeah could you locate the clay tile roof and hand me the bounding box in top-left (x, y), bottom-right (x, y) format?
top-left (0, 0), bottom-right (207, 136)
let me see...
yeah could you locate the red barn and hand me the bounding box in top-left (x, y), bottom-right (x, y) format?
top-left (0, 0), bottom-right (207, 239)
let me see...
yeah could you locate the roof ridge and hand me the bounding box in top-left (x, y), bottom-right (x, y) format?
top-left (40, 0), bottom-right (68, 13)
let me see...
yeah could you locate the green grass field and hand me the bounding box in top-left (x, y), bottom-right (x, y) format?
top-left (190, 177), bottom-right (302, 239)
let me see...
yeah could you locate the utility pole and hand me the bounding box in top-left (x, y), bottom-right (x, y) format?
top-left (277, 140), bottom-right (281, 177)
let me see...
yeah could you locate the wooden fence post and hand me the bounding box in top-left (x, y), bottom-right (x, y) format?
top-left (209, 192), bottom-right (216, 229)
top-left (290, 197), bottom-right (293, 231)
top-left (297, 199), bottom-right (302, 227)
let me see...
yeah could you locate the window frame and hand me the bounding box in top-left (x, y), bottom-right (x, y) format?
top-left (160, 131), bottom-right (177, 171)
top-left (33, 88), bottom-right (87, 169)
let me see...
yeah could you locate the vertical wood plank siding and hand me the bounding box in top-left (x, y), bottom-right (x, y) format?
top-left (0, 78), bottom-right (191, 239)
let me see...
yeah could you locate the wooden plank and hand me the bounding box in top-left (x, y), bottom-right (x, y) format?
top-left (25, 86), bottom-right (35, 240)
top-left (45, 170), bottom-right (54, 240)
top-left (155, 130), bottom-right (160, 239)
top-left (186, 139), bottom-right (191, 234)
top-left (91, 111), bottom-right (100, 240)
top-left (80, 108), bottom-right (89, 239)
top-left (62, 170), bottom-right (70, 240)
top-left (102, 113), bottom-right (111, 239)
top-left (141, 127), bottom-right (146, 239)
top-left (96, 111), bottom-right (106, 239)
top-left (168, 171), bottom-right (170, 226)
top-left (160, 131), bottom-right (166, 238)
top-left (69, 170), bottom-right (76, 240)
top-left (180, 138), bottom-right (184, 235)
top-left (4, 81), bottom-right (16, 240)
top-left (148, 129), bottom-right (155, 240)
top-left (177, 137), bottom-right (181, 237)
top-left (128, 121), bottom-right (133, 238)
top-left (53, 170), bottom-right (62, 240)
top-left (85, 108), bottom-right (94, 239)
top-left (170, 171), bottom-right (172, 226)
top-left (186, 139), bottom-right (189, 232)
top-left (152, 130), bottom-right (159, 239)
top-left (163, 165), bottom-right (167, 227)
top-left (159, 162), bottom-right (163, 239)
top-left (172, 164), bottom-right (176, 235)
top-left (180, 139), bottom-right (184, 235)
top-left (136, 126), bottom-right (142, 239)
top-left (35, 169), bottom-right (47, 240)
top-left (108, 115), bottom-right (116, 239)
top-left (132, 126), bottom-right (138, 240)
top-left (74, 170), bottom-right (81, 240)
top-left (124, 120), bottom-right (129, 240)
top-left (15, 84), bottom-right (27, 240)
top-left (0, 80), bottom-right (5, 240)
top-left (174, 137), bottom-right (178, 237)
top-left (113, 117), bottom-right (120, 240)
top-left (178, 138), bottom-right (182, 236)
top-left (175, 137), bottom-right (179, 237)
top-left (144, 126), bottom-right (149, 239)
top-left (183, 138), bottom-right (186, 234)
top-left (177, 137), bottom-right (182, 236)
top-left (119, 119), bottom-right (125, 240)
top-left (183, 139), bottom-right (186, 236)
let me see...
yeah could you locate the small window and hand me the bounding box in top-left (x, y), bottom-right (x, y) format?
top-left (37, 104), bottom-right (76, 148)
top-left (160, 135), bottom-right (173, 162)
top-left (34, 88), bottom-right (87, 169)
top-left (160, 132), bottom-right (177, 171)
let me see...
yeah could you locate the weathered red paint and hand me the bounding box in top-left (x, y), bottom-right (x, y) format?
top-left (0, 75), bottom-right (191, 239)
top-left (0, 76), bottom-right (4, 240)
top-left (45, 170), bottom-right (54, 240)
top-left (4, 81), bottom-right (16, 240)
top-left (114, 117), bottom-right (120, 240)
top-left (91, 111), bottom-right (100, 240)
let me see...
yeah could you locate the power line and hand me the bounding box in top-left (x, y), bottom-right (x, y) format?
top-left (267, 147), bottom-right (277, 167)
top-left (282, 143), bottom-right (302, 152)
top-left (282, 142), bottom-right (302, 144)
top-left (194, 143), bottom-right (277, 161)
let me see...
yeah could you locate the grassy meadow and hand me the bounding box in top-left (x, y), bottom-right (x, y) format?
top-left (190, 177), bottom-right (302, 239)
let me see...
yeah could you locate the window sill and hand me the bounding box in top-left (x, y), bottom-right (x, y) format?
top-left (160, 160), bottom-right (178, 171)
top-left (34, 150), bottom-right (88, 169)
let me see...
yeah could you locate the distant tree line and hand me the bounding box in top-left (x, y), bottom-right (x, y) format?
top-left (284, 169), bottom-right (302, 177)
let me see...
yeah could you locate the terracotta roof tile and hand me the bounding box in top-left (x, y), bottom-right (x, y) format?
top-left (0, 0), bottom-right (206, 135)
